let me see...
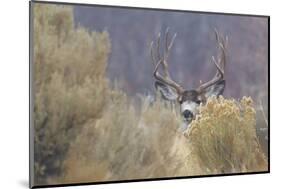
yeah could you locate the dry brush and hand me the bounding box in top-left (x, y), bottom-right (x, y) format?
top-left (32, 4), bottom-right (268, 185)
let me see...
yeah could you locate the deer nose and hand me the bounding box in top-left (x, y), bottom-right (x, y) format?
top-left (182, 110), bottom-right (194, 121)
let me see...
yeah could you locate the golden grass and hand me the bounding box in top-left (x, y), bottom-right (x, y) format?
top-left (33, 4), bottom-right (268, 185)
top-left (59, 95), bottom-right (268, 184)
top-left (59, 93), bottom-right (191, 183)
top-left (33, 4), bottom-right (111, 184)
top-left (185, 96), bottom-right (268, 174)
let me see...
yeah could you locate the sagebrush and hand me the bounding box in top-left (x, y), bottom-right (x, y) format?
top-left (33, 4), bottom-right (110, 184)
top-left (32, 4), bottom-right (268, 185)
top-left (185, 96), bottom-right (267, 174)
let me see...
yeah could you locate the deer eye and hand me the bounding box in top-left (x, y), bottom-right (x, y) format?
top-left (195, 100), bottom-right (201, 104)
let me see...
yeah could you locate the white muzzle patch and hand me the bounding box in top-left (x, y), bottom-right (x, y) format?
top-left (180, 101), bottom-right (198, 114)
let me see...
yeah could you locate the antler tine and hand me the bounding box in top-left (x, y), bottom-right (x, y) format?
top-left (214, 28), bottom-right (220, 43)
top-left (150, 29), bottom-right (184, 94)
top-left (162, 29), bottom-right (177, 78)
top-left (156, 32), bottom-right (162, 60)
top-left (150, 41), bottom-right (156, 66)
top-left (212, 56), bottom-right (224, 77)
top-left (165, 29), bottom-right (177, 59)
top-left (165, 27), bottom-right (170, 56)
top-left (153, 61), bottom-right (184, 94)
top-left (215, 29), bottom-right (227, 71)
top-left (197, 30), bottom-right (227, 92)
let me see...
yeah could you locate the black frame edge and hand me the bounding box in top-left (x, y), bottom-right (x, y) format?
top-left (267, 16), bottom-right (270, 173)
top-left (32, 0), bottom-right (269, 18)
top-left (29, 0), bottom-right (270, 188)
top-left (29, 1), bottom-right (35, 188)
top-left (31, 171), bottom-right (269, 189)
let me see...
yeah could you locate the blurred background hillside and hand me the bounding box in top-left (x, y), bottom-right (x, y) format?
top-left (32, 3), bottom-right (268, 186)
top-left (73, 5), bottom-right (269, 159)
top-left (74, 5), bottom-right (268, 102)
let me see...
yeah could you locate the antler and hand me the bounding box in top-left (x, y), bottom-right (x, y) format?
top-left (150, 28), bottom-right (184, 94)
top-left (197, 30), bottom-right (228, 93)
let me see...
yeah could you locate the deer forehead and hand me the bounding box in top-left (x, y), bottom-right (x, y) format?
top-left (179, 90), bottom-right (199, 102)
top-left (180, 101), bottom-right (199, 112)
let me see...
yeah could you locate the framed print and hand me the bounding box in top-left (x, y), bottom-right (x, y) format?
top-left (29, 0), bottom-right (269, 188)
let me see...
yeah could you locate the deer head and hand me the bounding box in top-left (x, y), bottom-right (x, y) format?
top-left (150, 28), bottom-right (227, 129)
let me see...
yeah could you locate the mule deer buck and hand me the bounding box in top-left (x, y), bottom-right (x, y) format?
top-left (150, 28), bottom-right (228, 130)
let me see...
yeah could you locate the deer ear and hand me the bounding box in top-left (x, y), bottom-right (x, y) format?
top-left (155, 81), bottom-right (178, 101)
top-left (205, 80), bottom-right (225, 98)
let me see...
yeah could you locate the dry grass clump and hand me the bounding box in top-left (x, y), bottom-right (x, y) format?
top-left (33, 4), bottom-right (110, 184)
top-left (32, 4), bottom-right (268, 186)
top-left (60, 95), bottom-right (268, 184)
top-left (185, 96), bottom-right (268, 174)
top-left (255, 98), bottom-right (268, 156)
top-left (60, 93), bottom-right (191, 183)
